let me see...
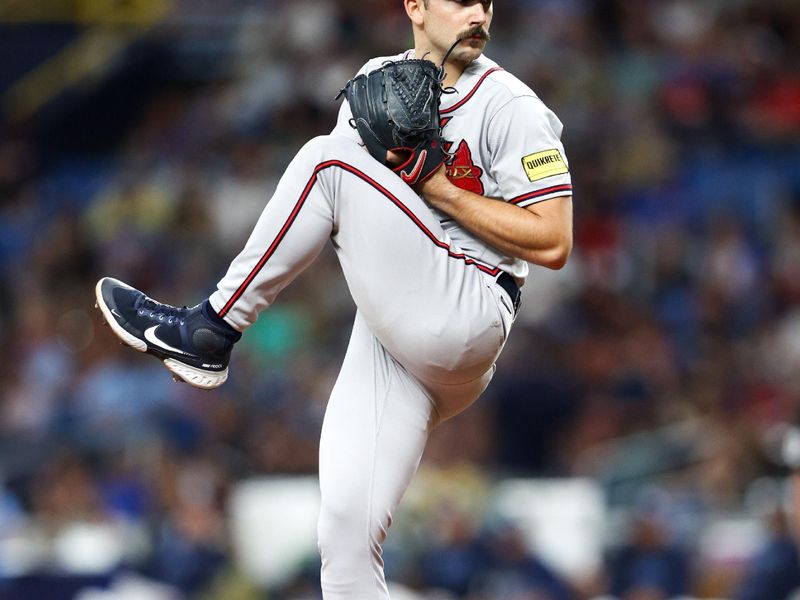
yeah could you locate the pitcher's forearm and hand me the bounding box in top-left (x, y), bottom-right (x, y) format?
top-left (419, 170), bottom-right (573, 268)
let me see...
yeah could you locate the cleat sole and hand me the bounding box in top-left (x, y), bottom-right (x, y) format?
top-left (94, 302), bottom-right (107, 325)
top-left (164, 359), bottom-right (227, 390)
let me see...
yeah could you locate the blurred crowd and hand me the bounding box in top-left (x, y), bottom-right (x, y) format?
top-left (1, 0), bottom-right (800, 598)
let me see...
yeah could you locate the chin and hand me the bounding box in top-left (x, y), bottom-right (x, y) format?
top-left (454, 45), bottom-right (484, 65)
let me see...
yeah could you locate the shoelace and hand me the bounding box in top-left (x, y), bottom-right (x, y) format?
top-left (135, 296), bottom-right (188, 326)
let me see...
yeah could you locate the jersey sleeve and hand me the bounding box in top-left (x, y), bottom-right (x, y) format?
top-left (487, 95), bottom-right (573, 207)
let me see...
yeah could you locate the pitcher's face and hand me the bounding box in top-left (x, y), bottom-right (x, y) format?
top-left (411, 0), bottom-right (493, 65)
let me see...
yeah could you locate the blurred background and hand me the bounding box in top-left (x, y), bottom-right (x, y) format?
top-left (1, 0), bottom-right (800, 598)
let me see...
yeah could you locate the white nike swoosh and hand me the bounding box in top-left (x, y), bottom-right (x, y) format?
top-left (111, 308), bottom-right (123, 319)
top-left (144, 326), bottom-right (198, 358)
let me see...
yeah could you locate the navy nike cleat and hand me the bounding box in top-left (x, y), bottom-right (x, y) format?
top-left (94, 277), bottom-right (241, 389)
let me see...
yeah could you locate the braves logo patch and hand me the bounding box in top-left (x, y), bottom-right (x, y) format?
top-left (440, 117), bottom-right (484, 194)
top-left (444, 140), bottom-right (484, 194)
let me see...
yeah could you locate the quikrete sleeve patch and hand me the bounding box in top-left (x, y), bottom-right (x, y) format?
top-left (521, 149), bottom-right (569, 182)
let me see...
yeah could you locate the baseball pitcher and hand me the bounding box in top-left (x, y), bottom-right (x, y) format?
top-left (95, 1), bottom-right (573, 598)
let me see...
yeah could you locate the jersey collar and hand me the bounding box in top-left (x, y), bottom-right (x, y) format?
top-left (439, 54), bottom-right (501, 114)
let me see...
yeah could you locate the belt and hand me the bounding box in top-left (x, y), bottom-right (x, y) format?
top-left (496, 272), bottom-right (521, 315)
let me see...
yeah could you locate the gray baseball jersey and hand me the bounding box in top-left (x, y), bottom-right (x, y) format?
top-left (333, 52), bottom-right (572, 282)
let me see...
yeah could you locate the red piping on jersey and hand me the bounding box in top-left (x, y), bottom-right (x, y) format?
top-left (218, 160), bottom-right (501, 317)
top-left (510, 184), bottom-right (573, 205)
top-left (440, 67), bottom-right (504, 115)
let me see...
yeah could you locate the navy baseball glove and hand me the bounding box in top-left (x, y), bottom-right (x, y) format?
top-left (337, 59), bottom-right (448, 186)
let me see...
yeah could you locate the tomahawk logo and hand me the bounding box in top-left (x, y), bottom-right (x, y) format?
top-left (445, 140), bottom-right (485, 194)
top-left (442, 118), bottom-right (485, 194)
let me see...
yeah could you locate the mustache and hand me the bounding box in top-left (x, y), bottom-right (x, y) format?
top-left (458, 26), bottom-right (491, 42)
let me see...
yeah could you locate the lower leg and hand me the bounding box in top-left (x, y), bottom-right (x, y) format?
top-left (209, 136), bottom-right (339, 330)
top-left (317, 313), bottom-right (432, 599)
